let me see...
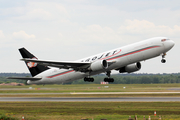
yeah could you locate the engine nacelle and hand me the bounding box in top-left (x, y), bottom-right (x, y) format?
top-left (119, 62), bottom-right (141, 73)
top-left (90, 60), bottom-right (108, 71)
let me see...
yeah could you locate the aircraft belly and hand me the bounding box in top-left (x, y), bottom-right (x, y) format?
top-left (47, 71), bottom-right (86, 84)
top-left (64, 73), bottom-right (86, 83)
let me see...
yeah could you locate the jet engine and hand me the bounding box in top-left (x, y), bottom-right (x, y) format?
top-left (90, 60), bottom-right (108, 71)
top-left (119, 62), bottom-right (141, 73)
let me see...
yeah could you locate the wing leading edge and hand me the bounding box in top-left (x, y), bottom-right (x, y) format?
top-left (21, 58), bottom-right (91, 72)
top-left (21, 58), bottom-right (116, 72)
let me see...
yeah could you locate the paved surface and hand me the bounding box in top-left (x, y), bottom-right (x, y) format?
top-left (1, 92), bottom-right (180, 95)
top-left (1, 97), bottom-right (180, 102)
top-left (70, 92), bottom-right (180, 94)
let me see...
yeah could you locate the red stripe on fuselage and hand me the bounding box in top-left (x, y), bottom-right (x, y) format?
top-left (47, 70), bottom-right (74, 78)
top-left (107, 46), bottom-right (160, 61)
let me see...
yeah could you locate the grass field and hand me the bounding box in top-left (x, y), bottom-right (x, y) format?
top-left (0, 84), bottom-right (180, 119)
top-left (0, 84), bottom-right (180, 97)
top-left (1, 102), bottom-right (180, 120)
top-left (1, 84), bottom-right (180, 92)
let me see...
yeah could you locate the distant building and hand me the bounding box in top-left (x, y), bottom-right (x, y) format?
top-left (0, 82), bottom-right (24, 86)
top-left (101, 81), bottom-right (109, 84)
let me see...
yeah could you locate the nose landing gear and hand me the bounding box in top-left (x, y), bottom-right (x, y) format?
top-left (161, 53), bottom-right (166, 63)
top-left (161, 59), bottom-right (166, 63)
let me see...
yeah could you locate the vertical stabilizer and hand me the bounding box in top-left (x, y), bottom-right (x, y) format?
top-left (19, 48), bottom-right (49, 77)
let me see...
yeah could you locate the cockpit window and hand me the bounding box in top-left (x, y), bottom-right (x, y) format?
top-left (161, 39), bottom-right (166, 42)
top-left (161, 38), bottom-right (170, 42)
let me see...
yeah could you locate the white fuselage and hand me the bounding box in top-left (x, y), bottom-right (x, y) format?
top-left (27, 37), bottom-right (174, 84)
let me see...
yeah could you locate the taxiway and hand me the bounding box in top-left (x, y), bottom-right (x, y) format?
top-left (1, 97), bottom-right (180, 102)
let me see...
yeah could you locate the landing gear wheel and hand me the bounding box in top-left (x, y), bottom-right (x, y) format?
top-left (84, 77), bottom-right (87, 81)
top-left (84, 77), bottom-right (94, 82)
top-left (104, 71), bottom-right (114, 82)
top-left (90, 78), bottom-right (94, 82)
top-left (111, 78), bottom-right (114, 82)
top-left (161, 59), bottom-right (166, 63)
top-left (104, 78), bottom-right (108, 82)
top-left (104, 77), bottom-right (114, 82)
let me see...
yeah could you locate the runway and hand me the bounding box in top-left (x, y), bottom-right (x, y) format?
top-left (1, 92), bottom-right (180, 95)
top-left (1, 97), bottom-right (180, 102)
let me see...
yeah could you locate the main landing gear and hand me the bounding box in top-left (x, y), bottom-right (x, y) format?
top-left (161, 53), bottom-right (166, 63)
top-left (84, 77), bottom-right (94, 82)
top-left (104, 77), bottom-right (114, 82)
top-left (83, 71), bottom-right (114, 83)
top-left (104, 71), bottom-right (114, 82)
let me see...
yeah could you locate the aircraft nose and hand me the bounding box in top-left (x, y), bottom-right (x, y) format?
top-left (169, 40), bottom-right (175, 48)
top-left (164, 40), bottom-right (175, 51)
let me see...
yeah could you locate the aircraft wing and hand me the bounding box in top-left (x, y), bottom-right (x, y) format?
top-left (7, 77), bottom-right (42, 81)
top-left (21, 58), bottom-right (91, 72)
top-left (21, 58), bottom-right (116, 72)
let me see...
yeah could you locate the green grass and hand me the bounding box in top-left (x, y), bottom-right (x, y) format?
top-left (0, 84), bottom-right (180, 119)
top-left (0, 84), bottom-right (180, 97)
top-left (0, 84), bottom-right (180, 93)
top-left (1, 93), bottom-right (180, 98)
top-left (0, 102), bottom-right (180, 120)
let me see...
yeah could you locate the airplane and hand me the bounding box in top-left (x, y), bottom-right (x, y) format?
top-left (8, 37), bottom-right (175, 84)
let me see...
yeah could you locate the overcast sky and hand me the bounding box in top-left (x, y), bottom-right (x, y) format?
top-left (0, 0), bottom-right (179, 74)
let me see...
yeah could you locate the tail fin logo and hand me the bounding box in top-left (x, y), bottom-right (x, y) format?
top-left (27, 57), bottom-right (38, 68)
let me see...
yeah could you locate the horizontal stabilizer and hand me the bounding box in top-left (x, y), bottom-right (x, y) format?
top-left (7, 77), bottom-right (42, 81)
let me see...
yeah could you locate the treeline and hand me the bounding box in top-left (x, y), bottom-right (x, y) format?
top-left (0, 73), bottom-right (180, 84)
top-left (71, 73), bottom-right (180, 84)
